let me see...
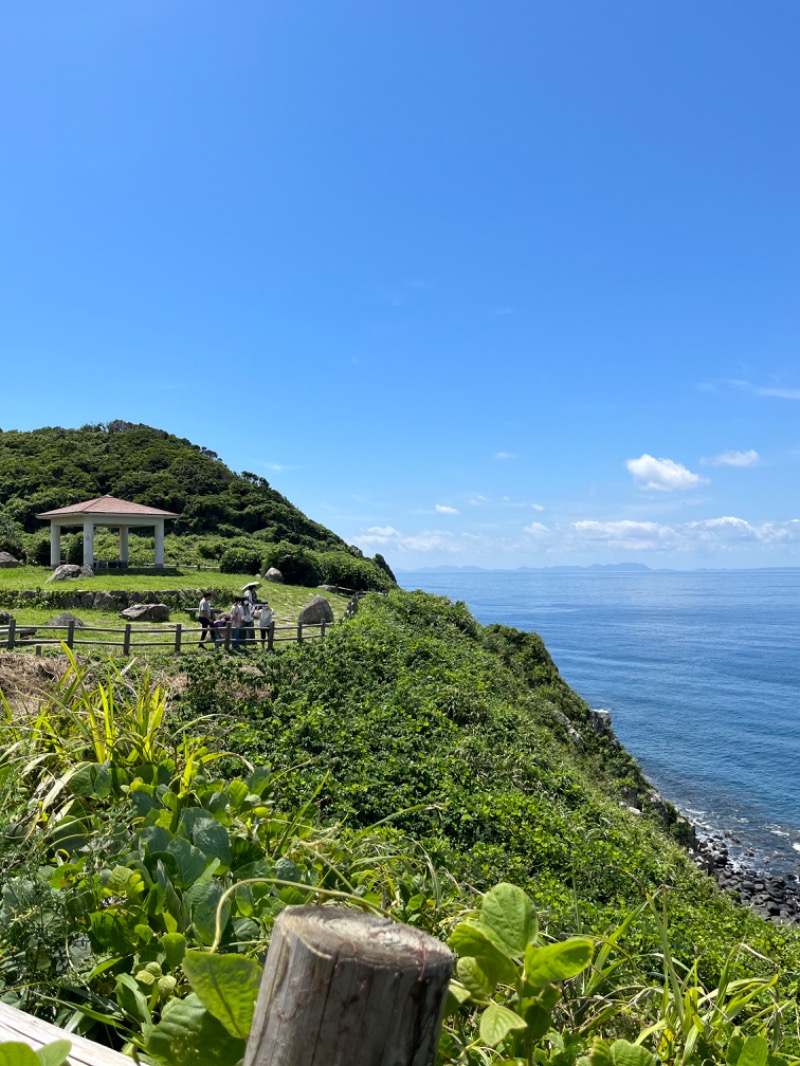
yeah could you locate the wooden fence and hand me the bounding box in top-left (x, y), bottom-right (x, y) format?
top-left (0, 906), bottom-right (453, 1066)
top-left (0, 618), bottom-right (331, 655)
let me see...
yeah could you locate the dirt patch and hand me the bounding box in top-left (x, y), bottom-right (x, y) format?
top-left (0, 654), bottom-right (68, 714)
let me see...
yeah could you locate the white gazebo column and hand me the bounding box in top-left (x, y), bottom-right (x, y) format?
top-left (154, 520), bottom-right (165, 567)
top-left (119, 527), bottom-right (129, 565)
top-left (83, 520), bottom-right (95, 567)
top-left (50, 524), bottom-right (62, 567)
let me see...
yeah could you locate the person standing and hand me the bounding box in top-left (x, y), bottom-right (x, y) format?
top-left (230, 597), bottom-right (244, 651)
top-left (198, 590), bottom-right (215, 648)
top-left (241, 593), bottom-right (256, 646)
top-left (258, 601), bottom-right (275, 650)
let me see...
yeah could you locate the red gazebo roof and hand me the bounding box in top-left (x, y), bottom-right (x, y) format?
top-left (37, 495), bottom-right (178, 519)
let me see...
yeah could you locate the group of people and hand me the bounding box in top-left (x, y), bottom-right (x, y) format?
top-left (198, 583), bottom-right (275, 651)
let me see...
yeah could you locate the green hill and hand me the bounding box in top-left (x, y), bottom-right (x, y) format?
top-left (0, 422), bottom-right (394, 589)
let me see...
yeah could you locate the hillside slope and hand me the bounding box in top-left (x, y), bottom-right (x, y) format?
top-left (182, 589), bottom-right (800, 984)
top-left (0, 422), bottom-right (394, 587)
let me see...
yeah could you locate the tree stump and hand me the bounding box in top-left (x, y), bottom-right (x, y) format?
top-left (244, 906), bottom-right (454, 1066)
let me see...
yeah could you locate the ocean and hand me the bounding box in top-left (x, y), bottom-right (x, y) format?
top-left (399, 569), bottom-right (800, 875)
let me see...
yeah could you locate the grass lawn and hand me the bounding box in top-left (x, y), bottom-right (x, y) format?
top-left (0, 566), bottom-right (255, 593)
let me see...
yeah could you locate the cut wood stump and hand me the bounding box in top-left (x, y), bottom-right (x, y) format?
top-left (244, 905), bottom-right (454, 1066)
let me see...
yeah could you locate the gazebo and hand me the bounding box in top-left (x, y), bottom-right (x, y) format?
top-left (37, 495), bottom-right (178, 569)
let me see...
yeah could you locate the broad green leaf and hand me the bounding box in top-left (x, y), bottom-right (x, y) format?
top-left (481, 883), bottom-right (537, 956)
top-left (449, 922), bottom-right (517, 983)
top-left (0, 1046), bottom-right (41, 1066)
top-left (116, 972), bottom-right (151, 1026)
top-left (161, 931), bottom-right (187, 969)
top-left (145, 993), bottom-right (246, 1066)
top-left (35, 1043), bottom-right (72, 1066)
top-left (609, 1040), bottom-right (659, 1066)
top-left (192, 819), bottom-right (232, 867)
top-left (479, 1003), bottom-right (527, 1048)
top-left (183, 950), bottom-right (262, 1039)
top-left (443, 979), bottom-right (471, 1016)
top-left (524, 937), bottom-right (593, 989)
top-left (735, 1037), bottom-right (770, 1066)
top-left (192, 882), bottom-right (232, 945)
top-left (456, 955), bottom-right (499, 1001)
top-left (167, 838), bottom-right (209, 888)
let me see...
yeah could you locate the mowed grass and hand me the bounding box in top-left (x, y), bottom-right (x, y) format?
top-left (0, 566), bottom-right (251, 593)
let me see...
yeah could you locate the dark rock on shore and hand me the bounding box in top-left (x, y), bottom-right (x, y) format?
top-left (689, 830), bottom-right (800, 925)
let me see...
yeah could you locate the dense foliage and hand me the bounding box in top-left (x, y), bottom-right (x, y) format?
top-left (0, 422), bottom-right (393, 589)
top-left (0, 591), bottom-right (798, 1065)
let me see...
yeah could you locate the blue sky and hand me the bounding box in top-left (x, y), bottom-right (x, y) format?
top-left (2, 2), bottom-right (800, 569)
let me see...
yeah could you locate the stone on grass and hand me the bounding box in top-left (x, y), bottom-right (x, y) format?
top-left (0, 610), bottom-right (13, 625)
top-left (93, 591), bottom-right (117, 610)
top-left (298, 595), bottom-right (334, 626)
top-left (45, 611), bottom-right (87, 628)
top-left (0, 552), bottom-right (20, 568)
top-left (47, 564), bottom-right (94, 582)
top-left (119, 603), bottom-right (170, 623)
top-left (265, 568), bottom-right (283, 583)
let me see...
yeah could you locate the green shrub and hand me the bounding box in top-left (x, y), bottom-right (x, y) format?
top-left (262, 541), bottom-right (323, 586)
top-left (220, 545), bottom-right (262, 574)
top-left (0, 509), bottom-right (24, 557)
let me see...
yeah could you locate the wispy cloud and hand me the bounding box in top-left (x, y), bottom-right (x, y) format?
top-left (468, 494), bottom-right (487, 506)
top-left (626, 454), bottom-right (707, 492)
top-left (495, 451), bottom-right (517, 460)
top-left (702, 449), bottom-right (760, 468)
top-left (261, 462), bottom-right (288, 473)
top-left (435, 504), bottom-right (460, 515)
top-left (355, 516), bottom-right (800, 561)
top-left (728, 379), bottom-right (800, 400)
top-left (531, 503), bottom-right (545, 512)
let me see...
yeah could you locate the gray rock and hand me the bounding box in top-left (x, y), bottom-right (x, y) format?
top-left (0, 551), bottom-right (20, 568)
top-left (0, 610), bottom-right (13, 624)
top-left (265, 568), bottom-right (284, 583)
top-left (20, 590), bottom-right (37, 601)
top-left (46, 564), bottom-right (91, 582)
top-left (93, 591), bottom-right (117, 610)
top-left (45, 611), bottom-right (87, 628)
top-left (119, 603), bottom-right (170, 623)
top-left (298, 595), bottom-right (334, 626)
top-left (317, 584), bottom-right (339, 593)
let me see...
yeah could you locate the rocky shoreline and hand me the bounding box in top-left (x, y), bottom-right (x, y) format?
top-left (689, 827), bottom-right (800, 925)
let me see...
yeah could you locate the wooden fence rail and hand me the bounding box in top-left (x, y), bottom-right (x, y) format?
top-left (0, 906), bottom-right (453, 1066)
top-left (0, 619), bottom-right (330, 655)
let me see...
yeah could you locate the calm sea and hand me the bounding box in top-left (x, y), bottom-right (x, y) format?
top-left (399, 569), bottom-right (800, 875)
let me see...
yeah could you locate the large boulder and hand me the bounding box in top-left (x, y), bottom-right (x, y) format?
top-left (265, 568), bottom-right (283, 583)
top-left (0, 552), bottom-right (20, 568)
top-left (46, 564), bottom-right (95, 582)
top-left (45, 611), bottom-right (87, 629)
top-left (298, 595), bottom-right (334, 626)
top-left (119, 603), bottom-right (170, 623)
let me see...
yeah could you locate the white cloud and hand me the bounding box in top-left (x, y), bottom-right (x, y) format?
top-left (729, 379), bottom-right (800, 401)
top-left (703, 449), bottom-right (760, 468)
top-left (626, 454), bottom-right (707, 492)
top-left (468, 494), bottom-right (487, 506)
top-left (435, 504), bottom-right (460, 515)
top-left (495, 451), bottom-right (517, 460)
top-left (523, 522), bottom-right (550, 537)
top-left (531, 503), bottom-right (544, 512)
top-left (262, 462), bottom-right (287, 473)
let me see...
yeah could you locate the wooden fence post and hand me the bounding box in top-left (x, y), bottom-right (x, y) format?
top-left (174, 623), bottom-right (182, 654)
top-left (243, 906), bottom-right (453, 1066)
top-left (296, 623), bottom-right (303, 643)
top-left (67, 621), bottom-right (75, 650)
top-left (320, 621), bottom-right (327, 639)
top-left (267, 624), bottom-right (274, 651)
top-left (224, 621), bottom-right (231, 652)
top-left (6, 619), bottom-right (16, 651)
top-left (123, 624), bottom-right (131, 656)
